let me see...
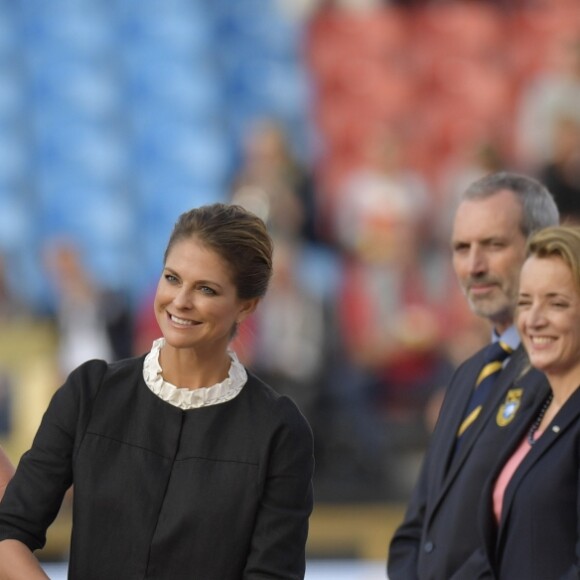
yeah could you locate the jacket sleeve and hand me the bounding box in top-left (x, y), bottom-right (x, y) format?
top-left (243, 397), bottom-right (314, 580)
top-left (0, 360), bottom-right (106, 550)
top-left (387, 443), bottom-right (430, 580)
top-left (387, 366), bottom-right (467, 580)
top-left (558, 458), bottom-right (580, 579)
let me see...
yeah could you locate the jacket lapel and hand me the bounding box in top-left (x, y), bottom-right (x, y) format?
top-left (476, 368), bottom-right (551, 562)
top-left (443, 347), bottom-right (527, 486)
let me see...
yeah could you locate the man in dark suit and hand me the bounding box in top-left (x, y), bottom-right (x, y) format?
top-left (387, 172), bottom-right (560, 580)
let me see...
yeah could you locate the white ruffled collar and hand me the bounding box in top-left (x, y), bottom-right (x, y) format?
top-left (143, 338), bottom-right (247, 410)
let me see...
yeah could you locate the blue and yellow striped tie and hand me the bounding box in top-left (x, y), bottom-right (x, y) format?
top-left (457, 340), bottom-right (513, 438)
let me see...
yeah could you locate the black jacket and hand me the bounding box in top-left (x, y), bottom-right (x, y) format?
top-left (0, 356), bottom-right (314, 579)
top-left (454, 386), bottom-right (580, 580)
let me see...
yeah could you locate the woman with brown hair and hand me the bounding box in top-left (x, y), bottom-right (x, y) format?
top-left (0, 203), bottom-right (314, 579)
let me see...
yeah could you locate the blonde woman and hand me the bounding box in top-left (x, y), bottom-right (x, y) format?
top-left (458, 225), bottom-right (580, 579)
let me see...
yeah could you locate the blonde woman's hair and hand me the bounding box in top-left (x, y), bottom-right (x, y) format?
top-left (526, 225), bottom-right (580, 292)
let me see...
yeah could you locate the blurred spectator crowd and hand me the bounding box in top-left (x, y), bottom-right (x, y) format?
top-left (0, 0), bottom-right (580, 502)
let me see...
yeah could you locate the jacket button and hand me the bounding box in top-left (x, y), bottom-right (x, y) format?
top-left (424, 541), bottom-right (435, 553)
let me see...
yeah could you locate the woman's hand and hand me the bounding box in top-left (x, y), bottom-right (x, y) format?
top-left (0, 540), bottom-right (49, 580)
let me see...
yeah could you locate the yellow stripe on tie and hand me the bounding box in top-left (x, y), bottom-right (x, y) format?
top-left (498, 340), bottom-right (512, 353)
top-left (457, 405), bottom-right (482, 437)
top-left (476, 361), bottom-right (504, 386)
top-left (455, 340), bottom-right (513, 442)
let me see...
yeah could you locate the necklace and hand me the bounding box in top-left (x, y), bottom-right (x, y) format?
top-left (528, 392), bottom-right (554, 446)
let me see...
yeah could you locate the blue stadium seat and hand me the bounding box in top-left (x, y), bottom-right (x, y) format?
top-left (119, 3), bottom-right (212, 56)
top-left (2, 0), bottom-right (312, 308)
top-left (0, 196), bottom-right (33, 252)
top-left (124, 58), bottom-right (222, 115)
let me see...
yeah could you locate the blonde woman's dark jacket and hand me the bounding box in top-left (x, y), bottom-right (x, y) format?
top-left (455, 386), bottom-right (580, 580)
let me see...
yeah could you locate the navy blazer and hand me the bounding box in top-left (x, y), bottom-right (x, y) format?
top-left (388, 345), bottom-right (550, 580)
top-left (455, 385), bottom-right (580, 580)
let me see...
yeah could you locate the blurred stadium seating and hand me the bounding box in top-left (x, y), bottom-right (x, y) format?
top-left (0, 0), bottom-right (311, 309)
top-left (0, 0), bottom-right (578, 309)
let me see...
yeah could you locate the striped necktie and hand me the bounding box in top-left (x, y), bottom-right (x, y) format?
top-left (457, 340), bottom-right (513, 439)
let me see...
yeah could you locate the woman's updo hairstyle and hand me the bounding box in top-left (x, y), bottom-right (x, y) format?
top-left (164, 203), bottom-right (273, 300)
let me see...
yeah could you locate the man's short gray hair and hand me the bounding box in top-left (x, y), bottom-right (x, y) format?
top-left (459, 171), bottom-right (560, 236)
